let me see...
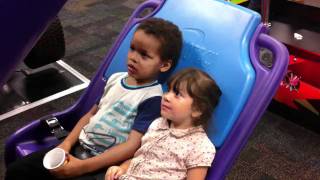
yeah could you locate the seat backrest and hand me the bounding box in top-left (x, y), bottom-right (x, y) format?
top-left (103, 0), bottom-right (260, 147)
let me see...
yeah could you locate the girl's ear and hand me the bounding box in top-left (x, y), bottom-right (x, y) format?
top-left (191, 110), bottom-right (202, 119)
top-left (160, 59), bottom-right (172, 73)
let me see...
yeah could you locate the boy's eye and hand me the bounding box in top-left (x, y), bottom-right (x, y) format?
top-left (139, 50), bottom-right (151, 59)
top-left (140, 51), bottom-right (147, 58)
top-left (130, 45), bottom-right (135, 51)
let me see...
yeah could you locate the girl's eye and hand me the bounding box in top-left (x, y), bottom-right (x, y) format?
top-left (172, 86), bottom-right (181, 97)
top-left (174, 90), bottom-right (183, 97)
top-left (130, 45), bottom-right (135, 51)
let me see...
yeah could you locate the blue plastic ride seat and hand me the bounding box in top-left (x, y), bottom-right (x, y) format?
top-left (5, 0), bottom-right (288, 179)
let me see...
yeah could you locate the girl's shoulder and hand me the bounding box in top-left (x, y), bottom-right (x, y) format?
top-left (185, 130), bottom-right (216, 168)
top-left (190, 130), bottom-right (216, 152)
top-left (148, 117), bottom-right (168, 131)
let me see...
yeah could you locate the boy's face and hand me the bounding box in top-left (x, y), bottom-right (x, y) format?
top-left (127, 30), bottom-right (171, 84)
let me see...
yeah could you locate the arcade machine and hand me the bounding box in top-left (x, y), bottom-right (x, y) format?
top-left (0, 3), bottom-right (90, 122)
top-left (251, 0), bottom-right (320, 132)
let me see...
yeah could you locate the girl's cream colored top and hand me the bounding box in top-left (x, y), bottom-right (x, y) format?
top-left (120, 117), bottom-right (216, 180)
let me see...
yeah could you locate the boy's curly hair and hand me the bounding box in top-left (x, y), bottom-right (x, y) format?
top-left (137, 18), bottom-right (182, 70)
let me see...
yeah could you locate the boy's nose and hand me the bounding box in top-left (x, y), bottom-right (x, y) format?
top-left (129, 51), bottom-right (139, 63)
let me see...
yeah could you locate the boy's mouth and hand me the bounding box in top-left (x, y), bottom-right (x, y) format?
top-left (128, 64), bottom-right (137, 74)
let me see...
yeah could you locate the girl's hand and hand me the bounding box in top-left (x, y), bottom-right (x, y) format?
top-left (105, 166), bottom-right (125, 180)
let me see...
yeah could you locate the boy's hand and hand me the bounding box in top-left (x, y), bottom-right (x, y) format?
top-left (50, 153), bottom-right (86, 178)
top-left (56, 142), bottom-right (72, 153)
top-left (105, 166), bottom-right (125, 180)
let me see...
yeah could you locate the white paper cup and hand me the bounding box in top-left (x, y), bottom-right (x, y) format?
top-left (43, 148), bottom-right (67, 170)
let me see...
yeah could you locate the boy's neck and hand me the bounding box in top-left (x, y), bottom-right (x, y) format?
top-left (125, 76), bottom-right (158, 86)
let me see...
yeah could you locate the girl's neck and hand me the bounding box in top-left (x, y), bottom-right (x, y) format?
top-left (168, 119), bottom-right (195, 129)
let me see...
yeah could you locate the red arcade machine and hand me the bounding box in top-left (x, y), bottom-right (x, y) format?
top-left (258, 0), bottom-right (320, 131)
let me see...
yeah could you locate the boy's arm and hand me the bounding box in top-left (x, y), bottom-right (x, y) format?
top-left (52, 129), bottom-right (142, 178)
top-left (83, 96), bottom-right (161, 172)
top-left (187, 167), bottom-right (209, 180)
top-left (82, 129), bottom-right (143, 173)
top-left (56, 95), bottom-right (159, 177)
top-left (58, 104), bottom-right (98, 152)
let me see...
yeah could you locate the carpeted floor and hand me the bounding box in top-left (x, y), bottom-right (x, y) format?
top-left (1, 0), bottom-right (320, 179)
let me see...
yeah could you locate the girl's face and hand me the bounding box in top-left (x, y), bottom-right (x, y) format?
top-left (161, 83), bottom-right (201, 129)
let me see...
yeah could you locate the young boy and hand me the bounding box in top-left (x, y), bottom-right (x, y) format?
top-left (5, 17), bottom-right (182, 180)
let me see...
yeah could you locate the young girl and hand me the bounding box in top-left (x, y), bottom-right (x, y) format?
top-left (105, 68), bottom-right (222, 180)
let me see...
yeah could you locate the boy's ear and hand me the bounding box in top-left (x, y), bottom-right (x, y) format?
top-left (160, 59), bottom-right (172, 73)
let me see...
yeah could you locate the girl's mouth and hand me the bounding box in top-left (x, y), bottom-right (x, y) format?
top-left (161, 104), bottom-right (171, 111)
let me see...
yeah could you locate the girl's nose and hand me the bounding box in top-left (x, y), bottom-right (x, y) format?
top-left (163, 91), bottom-right (172, 102)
